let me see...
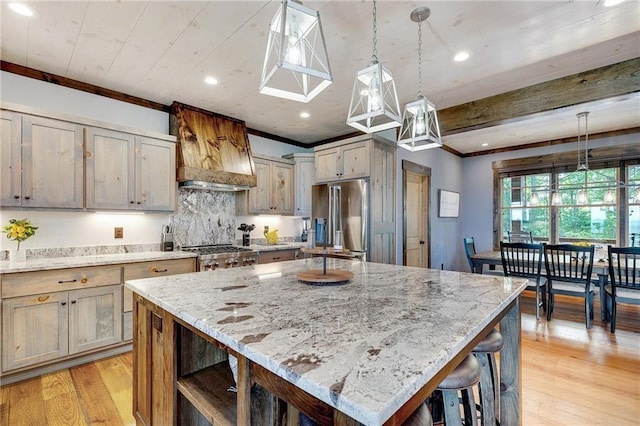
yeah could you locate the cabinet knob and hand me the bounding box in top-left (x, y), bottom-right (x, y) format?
top-left (136, 201), bottom-right (141, 205)
top-left (71, 300), bottom-right (77, 304)
top-left (130, 201), bottom-right (135, 204)
top-left (13, 195), bottom-right (19, 199)
top-left (24, 196), bottom-right (30, 200)
top-left (61, 302), bottom-right (67, 306)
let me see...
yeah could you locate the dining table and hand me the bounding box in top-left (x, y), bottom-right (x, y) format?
top-left (471, 250), bottom-right (613, 321)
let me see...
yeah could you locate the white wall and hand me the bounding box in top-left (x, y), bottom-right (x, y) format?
top-left (460, 133), bottom-right (640, 271)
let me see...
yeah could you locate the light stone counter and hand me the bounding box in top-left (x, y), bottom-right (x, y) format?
top-left (126, 258), bottom-right (528, 425)
top-left (248, 242), bottom-right (305, 252)
top-left (0, 251), bottom-right (197, 274)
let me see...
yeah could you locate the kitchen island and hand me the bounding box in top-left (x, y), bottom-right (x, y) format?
top-left (126, 258), bottom-right (528, 425)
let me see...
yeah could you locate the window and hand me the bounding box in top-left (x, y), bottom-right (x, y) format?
top-left (629, 165), bottom-right (640, 247)
top-left (500, 173), bottom-right (550, 241)
top-left (498, 164), bottom-right (638, 247)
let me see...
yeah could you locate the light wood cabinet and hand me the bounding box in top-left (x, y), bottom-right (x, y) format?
top-left (1, 114), bottom-right (84, 208)
top-left (68, 285), bottom-right (122, 354)
top-left (237, 155), bottom-right (294, 215)
top-left (86, 129), bottom-right (176, 211)
top-left (314, 140), bottom-right (370, 182)
top-left (257, 249), bottom-right (299, 264)
top-left (1, 106), bottom-right (177, 211)
top-left (1, 265), bottom-right (123, 373)
top-left (0, 110), bottom-right (22, 207)
top-left (284, 153), bottom-right (315, 217)
top-left (314, 135), bottom-right (397, 264)
top-left (2, 291), bottom-right (69, 371)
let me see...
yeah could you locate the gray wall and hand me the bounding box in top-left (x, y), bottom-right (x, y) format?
top-left (395, 145), bottom-right (464, 271)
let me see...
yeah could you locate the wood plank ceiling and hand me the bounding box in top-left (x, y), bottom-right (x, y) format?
top-left (1, 1), bottom-right (639, 155)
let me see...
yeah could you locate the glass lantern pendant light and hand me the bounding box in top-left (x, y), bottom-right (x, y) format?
top-left (260, 0), bottom-right (332, 103)
top-left (397, 7), bottom-right (442, 151)
top-left (346, 0), bottom-right (402, 133)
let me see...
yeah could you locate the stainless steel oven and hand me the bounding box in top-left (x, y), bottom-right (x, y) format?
top-left (181, 244), bottom-right (258, 271)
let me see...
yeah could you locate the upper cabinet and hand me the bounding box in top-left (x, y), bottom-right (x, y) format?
top-left (314, 140), bottom-right (370, 182)
top-left (86, 129), bottom-right (176, 211)
top-left (237, 155), bottom-right (294, 215)
top-left (284, 153), bottom-right (315, 217)
top-left (1, 105), bottom-right (177, 212)
top-left (1, 113), bottom-right (84, 208)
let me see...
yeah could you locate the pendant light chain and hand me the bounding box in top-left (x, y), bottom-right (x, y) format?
top-left (372, 0), bottom-right (378, 61)
top-left (417, 20), bottom-right (423, 97)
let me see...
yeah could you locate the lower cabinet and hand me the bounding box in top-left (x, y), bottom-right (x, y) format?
top-left (122, 257), bottom-right (196, 341)
top-left (257, 249), bottom-right (299, 264)
top-left (1, 285), bottom-right (121, 372)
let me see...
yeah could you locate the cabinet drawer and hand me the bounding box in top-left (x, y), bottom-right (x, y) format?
top-left (1, 265), bottom-right (122, 299)
top-left (257, 250), bottom-right (297, 264)
top-left (123, 258), bottom-right (195, 312)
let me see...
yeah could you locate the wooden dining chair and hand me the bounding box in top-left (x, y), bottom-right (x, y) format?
top-left (605, 246), bottom-right (640, 333)
top-left (543, 244), bottom-right (596, 328)
top-left (507, 230), bottom-right (534, 243)
top-left (500, 241), bottom-right (546, 319)
top-left (464, 237), bottom-right (502, 275)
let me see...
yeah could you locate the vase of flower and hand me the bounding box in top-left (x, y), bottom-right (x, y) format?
top-left (3, 218), bottom-right (38, 263)
top-left (9, 249), bottom-right (26, 263)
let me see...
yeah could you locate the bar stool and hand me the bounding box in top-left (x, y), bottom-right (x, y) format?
top-left (403, 402), bottom-right (433, 426)
top-left (472, 329), bottom-right (503, 426)
top-left (436, 354), bottom-right (481, 425)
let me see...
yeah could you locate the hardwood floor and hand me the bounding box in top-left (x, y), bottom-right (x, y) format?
top-left (1, 292), bottom-right (638, 425)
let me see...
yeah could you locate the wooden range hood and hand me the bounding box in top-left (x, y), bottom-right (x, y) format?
top-left (170, 101), bottom-right (257, 191)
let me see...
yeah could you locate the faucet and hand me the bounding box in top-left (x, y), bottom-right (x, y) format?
top-left (264, 225), bottom-right (269, 238)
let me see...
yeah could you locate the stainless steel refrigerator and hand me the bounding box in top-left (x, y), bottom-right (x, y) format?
top-left (312, 179), bottom-right (369, 258)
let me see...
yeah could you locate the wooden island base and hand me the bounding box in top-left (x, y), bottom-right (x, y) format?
top-left (132, 293), bottom-right (521, 426)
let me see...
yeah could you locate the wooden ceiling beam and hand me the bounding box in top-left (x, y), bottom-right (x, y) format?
top-left (438, 58), bottom-right (640, 136)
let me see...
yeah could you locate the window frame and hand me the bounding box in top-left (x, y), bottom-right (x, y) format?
top-left (492, 145), bottom-right (640, 250)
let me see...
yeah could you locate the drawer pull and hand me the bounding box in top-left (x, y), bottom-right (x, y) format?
top-left (58, 279), bottom-right (78, 284)
top-left (61, 302), bottom-right (67, 306)
top-left (273, 257), bottom-right (281, 260)
top-left (37, 295), bottom-right (50, 303)
top-left (150, 267), bottom-right (168, 273)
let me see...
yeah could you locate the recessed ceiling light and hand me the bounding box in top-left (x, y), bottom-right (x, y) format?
top-left (204, 76), bottom-right (218, 85)
top-left (300, 112), bottom-right (310, 119)
top-left (453, 51), bottom-right (470, 62)
top-left (8, 2), bottom-right (35, 16)
top-left (604, 0), bottom-right (625, 6)
top-left (481, 143), bottom-right (489, 147)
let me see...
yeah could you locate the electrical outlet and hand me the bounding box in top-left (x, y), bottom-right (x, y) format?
top-left (114, 227), bottom-right (123, 239)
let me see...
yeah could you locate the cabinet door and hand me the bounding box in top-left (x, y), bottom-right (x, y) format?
top-left (2, 292), bottom-right (69, 371)
top-left (69, 285), bottom-right (122, 354)
top-left (293, 156), bottom-right (315, 216)
top-left (0, 111), bottom-right (22, 207)
top-left (249, 158), bottom-right (272, 214)
top-left (22, 115), bottom-right (84, 208)
top-left (315, 148), bottom-right (340, 182)
top-left (85, 127), bottom-right (135, 209)
top-left (271, 161), bottom-right (294, 214)
top-left (136, 137), bottom-right (176, 211)
top-left (340, 141), bottom-right (370, 180)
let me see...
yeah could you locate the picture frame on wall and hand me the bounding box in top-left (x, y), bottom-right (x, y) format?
top-left (438, 189), bottom-right (460, 218)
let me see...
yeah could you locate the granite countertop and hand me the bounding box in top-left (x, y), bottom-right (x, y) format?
top-left (248, 242), bottom-right (305, 251)
top-left (0, 251), bottom-right (197, 274)
top-left (125, 258), bottom-right (528, 425)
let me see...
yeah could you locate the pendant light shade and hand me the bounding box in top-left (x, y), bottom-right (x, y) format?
top-left (346, 0), bottom-right (401, 133)
top-left (260, 0), bottom-right (332, 103)
top-left (398, 7), bottom-right (442, 151)
top-left (398, 95), bottom-right (442, 151)
top-left (346, 60), bottom-right (402, 133)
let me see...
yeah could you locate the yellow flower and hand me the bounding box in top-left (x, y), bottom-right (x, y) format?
top-left (3, 218), bottom-right (38, 251)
